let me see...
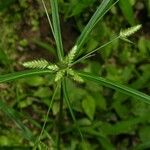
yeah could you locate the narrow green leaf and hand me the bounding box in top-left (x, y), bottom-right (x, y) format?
top-left (34, 84), bottom-right (59, 149)
top-left (119, 0), bottom-right (135, 25)
top-left (50, 0), bottom-right (64, 61)
top-left (78, 72), bottom-right (150, 104)
top-left (41, 0), bottom-right (55, 37)
top-left (0, 69), bottom-right (51, 83)
top-left (33, 39), bottom-right (56, 56)
top-left (75, 0), bottom-right (119, 56)
top-left (0, 100), bottom-right (35, 142)
top-left (71, 36), bottom-right (119, 66)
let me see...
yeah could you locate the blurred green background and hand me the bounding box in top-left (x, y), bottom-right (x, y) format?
top-left (0, 0), bottom-right (150, 149)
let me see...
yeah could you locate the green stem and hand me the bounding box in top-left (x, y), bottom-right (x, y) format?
top-left (71, 36), bottom-right (120, 66)
top-left (57, 81), bottom-right (64, 150)
top-left (75, 0), bottom-right (120, 57)
top-left (41, 0), bottom-right (55, 37)
top-left (62, 78), bottom-right (83, 140)
top-left (33, 84), bottom-right (59, 149)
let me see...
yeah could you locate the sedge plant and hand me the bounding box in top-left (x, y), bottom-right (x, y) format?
top-left (0, 0), bottom-right (150, 149)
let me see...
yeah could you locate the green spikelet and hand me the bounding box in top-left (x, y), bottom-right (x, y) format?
top-left (23, 59), bottom-right (49, 69)
top-left (47, 64), bottom-right (59, 71)
top-left (38, 141), bottom-right (50, 150)
top-left (66, 45), bottom-right (77, 64)
top-left (67, 69), bottom-right (84, 83)
top-left (55, 70), bottom-right (65, 82)
top-left (119, 25), bottom-right (142, 38)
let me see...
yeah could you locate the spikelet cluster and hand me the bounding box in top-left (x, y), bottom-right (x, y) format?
top-left (67, 69), bottom-right (84, 83)
top-left (23, 59), bottom-right (49, 69)
top-left (22, 56), bottom-right (84, 83)
top-left (119, 25), bottom-right (142, 38)
top-left (55, 70), bottom-right (65, 82)
top-left (65, 45), bottom-right (77, 64)
top-left (47, 64), bottom-right (59, 71)
top-left (38, 141), bottom-right (50, 150)
top-left (54, 68), bottom-right (84, 82)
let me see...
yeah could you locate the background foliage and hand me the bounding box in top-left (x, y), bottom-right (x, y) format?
top-left (0, 0), bottom-right (150, 149)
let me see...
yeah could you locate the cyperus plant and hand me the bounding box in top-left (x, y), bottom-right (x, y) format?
top-left (0, 0), bottom-right (150, 149)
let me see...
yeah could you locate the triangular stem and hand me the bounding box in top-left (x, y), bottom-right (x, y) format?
top-left (62, 78), bottom-right (83, 140)
top-left (33, 83), bottom-right (59, 149)
top-left (57, 81), bottom-right (64, 150)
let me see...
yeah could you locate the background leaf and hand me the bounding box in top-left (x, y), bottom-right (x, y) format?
top-left (82, 95), bottom-right (96, 120)
top-left (0, 0), bottom-right (17, 11)
top-left (119, 0), bottom-right (135, 25)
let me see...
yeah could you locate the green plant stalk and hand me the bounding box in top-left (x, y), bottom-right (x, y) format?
top-left (33, 83), bottom-right (59, 149)
top-left (0, 100), bottom-right (35, 142)
top-left (75, 0), bottom-right (120, 56)
top-left (41, 0), bottom-right (55, 37)
top-left (71, 36), bottom-right (120, 66)
top-left (62, 78), bottom-right (83, 140)
top-left (57, 82), bottom-right (64, 150)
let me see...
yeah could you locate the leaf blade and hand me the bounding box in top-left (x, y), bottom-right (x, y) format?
top-left (82, 96), bottom-right (96, 120)
top-left (119, 0), bottom-right (135, 25)
top-left (75, 0), bottom-right (119, 56)
top-left (50, 0), bottom-right (64, 61)
top-left (78, 72), bottom-right (150, 104)
top-left (0, 100), bottom-right (35, 142)
top-left (0, 69), bottom-right (51, 83)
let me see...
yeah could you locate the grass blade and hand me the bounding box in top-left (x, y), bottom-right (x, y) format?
top-left (34, 83), bottom-right (59, 149)
top-left (119, 0), bottom-right (135, 25)
top-left (78, 72), bottom-right (150, 104)
top-left (0, 100), bottom-right (35, 142)
top-left (71, 36), bottom-right (119, 66)
top-left (33, 39), bottom-right (56, 56)
top-left (75, 0), bottom-right (119, 56)
top-left (62, 78), bottom-right (83, 140)
top-left (41, 0), bottom-right (55, 37)
top-left (50, 0), bottom-right (64, 61)
top-left (0, 69), bottom-right (51, 83)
